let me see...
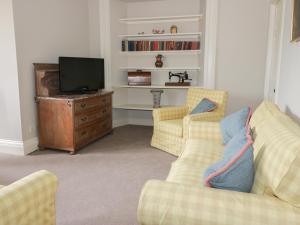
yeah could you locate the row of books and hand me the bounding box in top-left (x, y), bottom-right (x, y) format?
top-left (122, 41), bottom-right (200, 52)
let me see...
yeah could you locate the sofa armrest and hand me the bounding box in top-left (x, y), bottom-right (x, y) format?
top-left (187, 120), bottom-right (223, 143)
top-left (153, 106), bottom-right (188, 122)
top-left (138, 180), bottom-right (300, 225)
top-left (0, 170), bottom-right (58, 225)
top-left (188, 111), bottom-right (224, 122)
top-left (183, 112), bottom-right (223, 139)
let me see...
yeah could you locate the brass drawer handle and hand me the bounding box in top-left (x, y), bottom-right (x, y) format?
top-left (81, 117), bottom-right (88, 122)
top-left (102, 109), bottom-right (107, 114)
top-left (80, 131), bottom-right (87, 136)
top-left (80, 103), bottom-right (87, 108)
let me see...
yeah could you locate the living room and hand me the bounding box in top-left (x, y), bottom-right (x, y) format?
top-left (1, 0), bottom-right (300, 225)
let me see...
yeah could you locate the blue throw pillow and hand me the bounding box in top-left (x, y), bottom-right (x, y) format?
top-left (190, 98), bottom-right (217, 115)
top-left (220, 107), bottom-right (251, 144)
top-left (203, 128), bottom-right (254, 192)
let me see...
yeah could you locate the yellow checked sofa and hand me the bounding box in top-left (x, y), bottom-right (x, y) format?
top-left (138, 101), bottom-right (300, 225)
top-left (0, 170), bottom-right (57, 225)
top-left (151, 88), bottom-right (228, 156)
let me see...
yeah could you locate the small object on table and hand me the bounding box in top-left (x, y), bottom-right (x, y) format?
top-left (152, 29), bottom-right (165, 34)
top-left (155, 54), bottom-right (164, 68)
top-left (128, 70), bottom-right (151, 86)
top-left (151, 89), bottom-right (164, 108)
top-left (170, 25), bottom-right (178, 34)
top-left (138, 32), bottom-right (145, 35)
top-left (165, 71), bottom-right (192, 86)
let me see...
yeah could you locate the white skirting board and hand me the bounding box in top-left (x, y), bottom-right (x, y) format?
top-left (0, 137), bottom-right (38, 156)
top-left (127, 118), bottom-right (153, 127)
top-left (113, 118), bottom-right (128, 128)
top-left (113, 118), bottom-right (153, 127)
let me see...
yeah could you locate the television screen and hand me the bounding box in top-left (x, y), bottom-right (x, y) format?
top-left (59, 57), bottom-right (105, 92)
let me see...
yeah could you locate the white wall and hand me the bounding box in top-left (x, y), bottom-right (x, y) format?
top-left (12, 0), bottom-right (91, 144)
top-left (215, 0), bottom-right (270, 113)
top-left (110, 0), bottom-right (129, 127)
top-left (0, 0), bottom-right (23, 144)
top-left (88, 0), bottom-right (101, 58)
top-left (277, 0), bottom-right (300, 123)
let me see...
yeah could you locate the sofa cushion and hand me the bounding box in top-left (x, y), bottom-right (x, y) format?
top-left (204, 128), bottom-right (254, 192)
top-left (190, 98), bottom-right (217, 115)
top-left (220, 107), bottom-right (252, 144)
top-left (251, 115), bottom-right (300, 207)
top-left (250, 101), bottom-right (281, 131)
top-left (180, 139), bottom-right (223, 165)
top-left (167, 139), bottom-right (223, 186)
top-left (158, 119), bottom-right (183, 137)
top-left (0, 185), bottom-right (4, 189)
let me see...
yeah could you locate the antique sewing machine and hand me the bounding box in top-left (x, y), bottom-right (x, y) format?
top-left (165, 71), bottom-right (192, 86)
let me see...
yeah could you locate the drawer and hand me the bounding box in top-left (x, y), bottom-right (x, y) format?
top-left (74, 97), bottom-right (101, 113)
top-left (99, 95), bottom-right (112, 106)
top-left (75, 128), bottom-right (90, 144)
top-left (74, 96), bottom-right (111, 114)
top-left (75, 118), bottom-right (112, 147)
top-left (74, 107), bottom-right (112, 128)
top-left (97, 118), bottom-right (112, 136)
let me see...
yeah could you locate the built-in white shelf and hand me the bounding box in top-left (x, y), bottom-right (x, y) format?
top-left (113, 104), bottom-right (174, 111)
top-left (120, 67), bottom-right (201, 71)
top-left (120, 32), bottom-right (202, 40)
top-left (113, 85), bottom-right (193, 89)
top-left (120, 50), bottom-right (201, 55)
top-left (120, 14), bottom-right (203, 24)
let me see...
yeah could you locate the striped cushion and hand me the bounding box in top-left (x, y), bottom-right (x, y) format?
top-left (251, 111), bottom-right (300, 207)
top-left (250, 101), bottom-right (281, 130)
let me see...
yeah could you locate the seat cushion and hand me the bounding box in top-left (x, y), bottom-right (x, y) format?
top-left (0, 185), bottom-right (5, 189)
top-left (250, 101), bottom-right (281, 130)
top-left (167, 139), bottom-right (223, 186)
top-left (252, 115), bottom-right (300, 207)
top-left (158, 119), bottom-right (183, 137)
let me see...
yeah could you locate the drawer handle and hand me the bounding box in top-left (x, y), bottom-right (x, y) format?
top-left (81, 117), bottom-right (88, 122)
top-left (80, 103), bottom-right (87, 108)
top-left (102, 109), bottom-right (107, 113)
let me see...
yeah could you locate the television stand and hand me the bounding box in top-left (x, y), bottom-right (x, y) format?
top-left (34, 63), bottom-right (113, 154)
top-left (63, 90), bottom-right (99, 95)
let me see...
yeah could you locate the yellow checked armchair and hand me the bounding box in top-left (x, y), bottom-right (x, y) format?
top-left (151, 88), bottom-right (228, 156)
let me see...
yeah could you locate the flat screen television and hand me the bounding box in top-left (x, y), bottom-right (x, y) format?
top-left (59, 57), bottom-right (105, 93)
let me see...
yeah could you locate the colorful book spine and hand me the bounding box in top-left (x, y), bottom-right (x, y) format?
top-left (121, 40), bottom-right (200, 52)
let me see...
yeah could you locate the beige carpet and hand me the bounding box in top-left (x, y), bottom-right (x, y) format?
top-left (0, 125), bottom-right (175, 225)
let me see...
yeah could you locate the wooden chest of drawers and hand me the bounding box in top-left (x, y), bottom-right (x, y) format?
top-left (36, 91), bottom-right (113, 154)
